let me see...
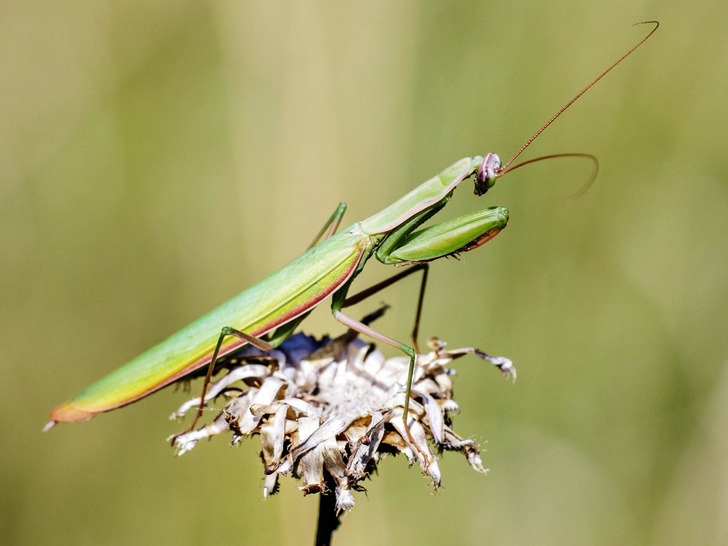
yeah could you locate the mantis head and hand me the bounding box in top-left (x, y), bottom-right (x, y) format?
top-left (474, 153), bottom-right (501, 196)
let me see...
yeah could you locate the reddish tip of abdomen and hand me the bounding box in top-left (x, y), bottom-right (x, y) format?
top-left (49, 402), bottom-right (95, 423)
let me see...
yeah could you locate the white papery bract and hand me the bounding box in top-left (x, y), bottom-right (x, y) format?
top-left (170, 331), bottom-right (514, 513)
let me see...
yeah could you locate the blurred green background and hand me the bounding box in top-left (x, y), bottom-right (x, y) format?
top-left (3, 1), bottom-right (727, 545)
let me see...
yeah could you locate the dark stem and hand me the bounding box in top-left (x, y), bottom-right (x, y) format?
top-left (314, 472), bottom-right (341, 546)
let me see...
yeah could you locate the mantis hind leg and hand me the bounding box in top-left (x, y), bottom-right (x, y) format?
top-left (174, 327), bottom-right (274, 440)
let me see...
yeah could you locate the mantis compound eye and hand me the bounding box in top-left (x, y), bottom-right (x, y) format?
top-left (475, 153), bottom-right (501, 196)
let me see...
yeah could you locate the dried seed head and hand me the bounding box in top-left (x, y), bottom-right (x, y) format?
top-left (170, 331), bottom-right (514, 513)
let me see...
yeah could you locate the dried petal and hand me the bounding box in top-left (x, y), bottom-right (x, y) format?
top-left (260, 405), bottom-right (289, 473)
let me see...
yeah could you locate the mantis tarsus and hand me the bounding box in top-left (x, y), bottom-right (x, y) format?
top-left (47, 22), bottom-right (658, 433)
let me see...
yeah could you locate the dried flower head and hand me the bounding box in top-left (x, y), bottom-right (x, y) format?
top-left (170, 329), bottom-right (514, 513)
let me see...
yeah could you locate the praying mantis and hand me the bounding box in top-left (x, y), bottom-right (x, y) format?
top-left (47, 22), bottom-right (657, 433)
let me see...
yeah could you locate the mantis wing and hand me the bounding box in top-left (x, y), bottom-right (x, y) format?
top-left (50, 232), bottom-right (369, 423)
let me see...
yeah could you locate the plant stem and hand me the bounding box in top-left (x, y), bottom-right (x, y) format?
top-left (314, 472), bottom-right (341, 546)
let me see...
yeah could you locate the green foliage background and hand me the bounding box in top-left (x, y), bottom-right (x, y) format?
top-left (3, 2), bottom-right (727, 545)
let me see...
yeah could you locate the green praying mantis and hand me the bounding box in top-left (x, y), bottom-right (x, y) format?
top-left (47, 22), bottom-right (657, 433)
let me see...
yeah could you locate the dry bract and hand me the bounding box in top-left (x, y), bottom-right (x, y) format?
top-left (171, 331), bottom-right (514, 513)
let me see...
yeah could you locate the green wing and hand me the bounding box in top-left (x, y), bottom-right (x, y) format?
top-left (50, 231), bottom-right (369, 422)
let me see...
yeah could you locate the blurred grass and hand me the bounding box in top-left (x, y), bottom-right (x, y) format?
top-left (2, 1), bottom-right (727, 545)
